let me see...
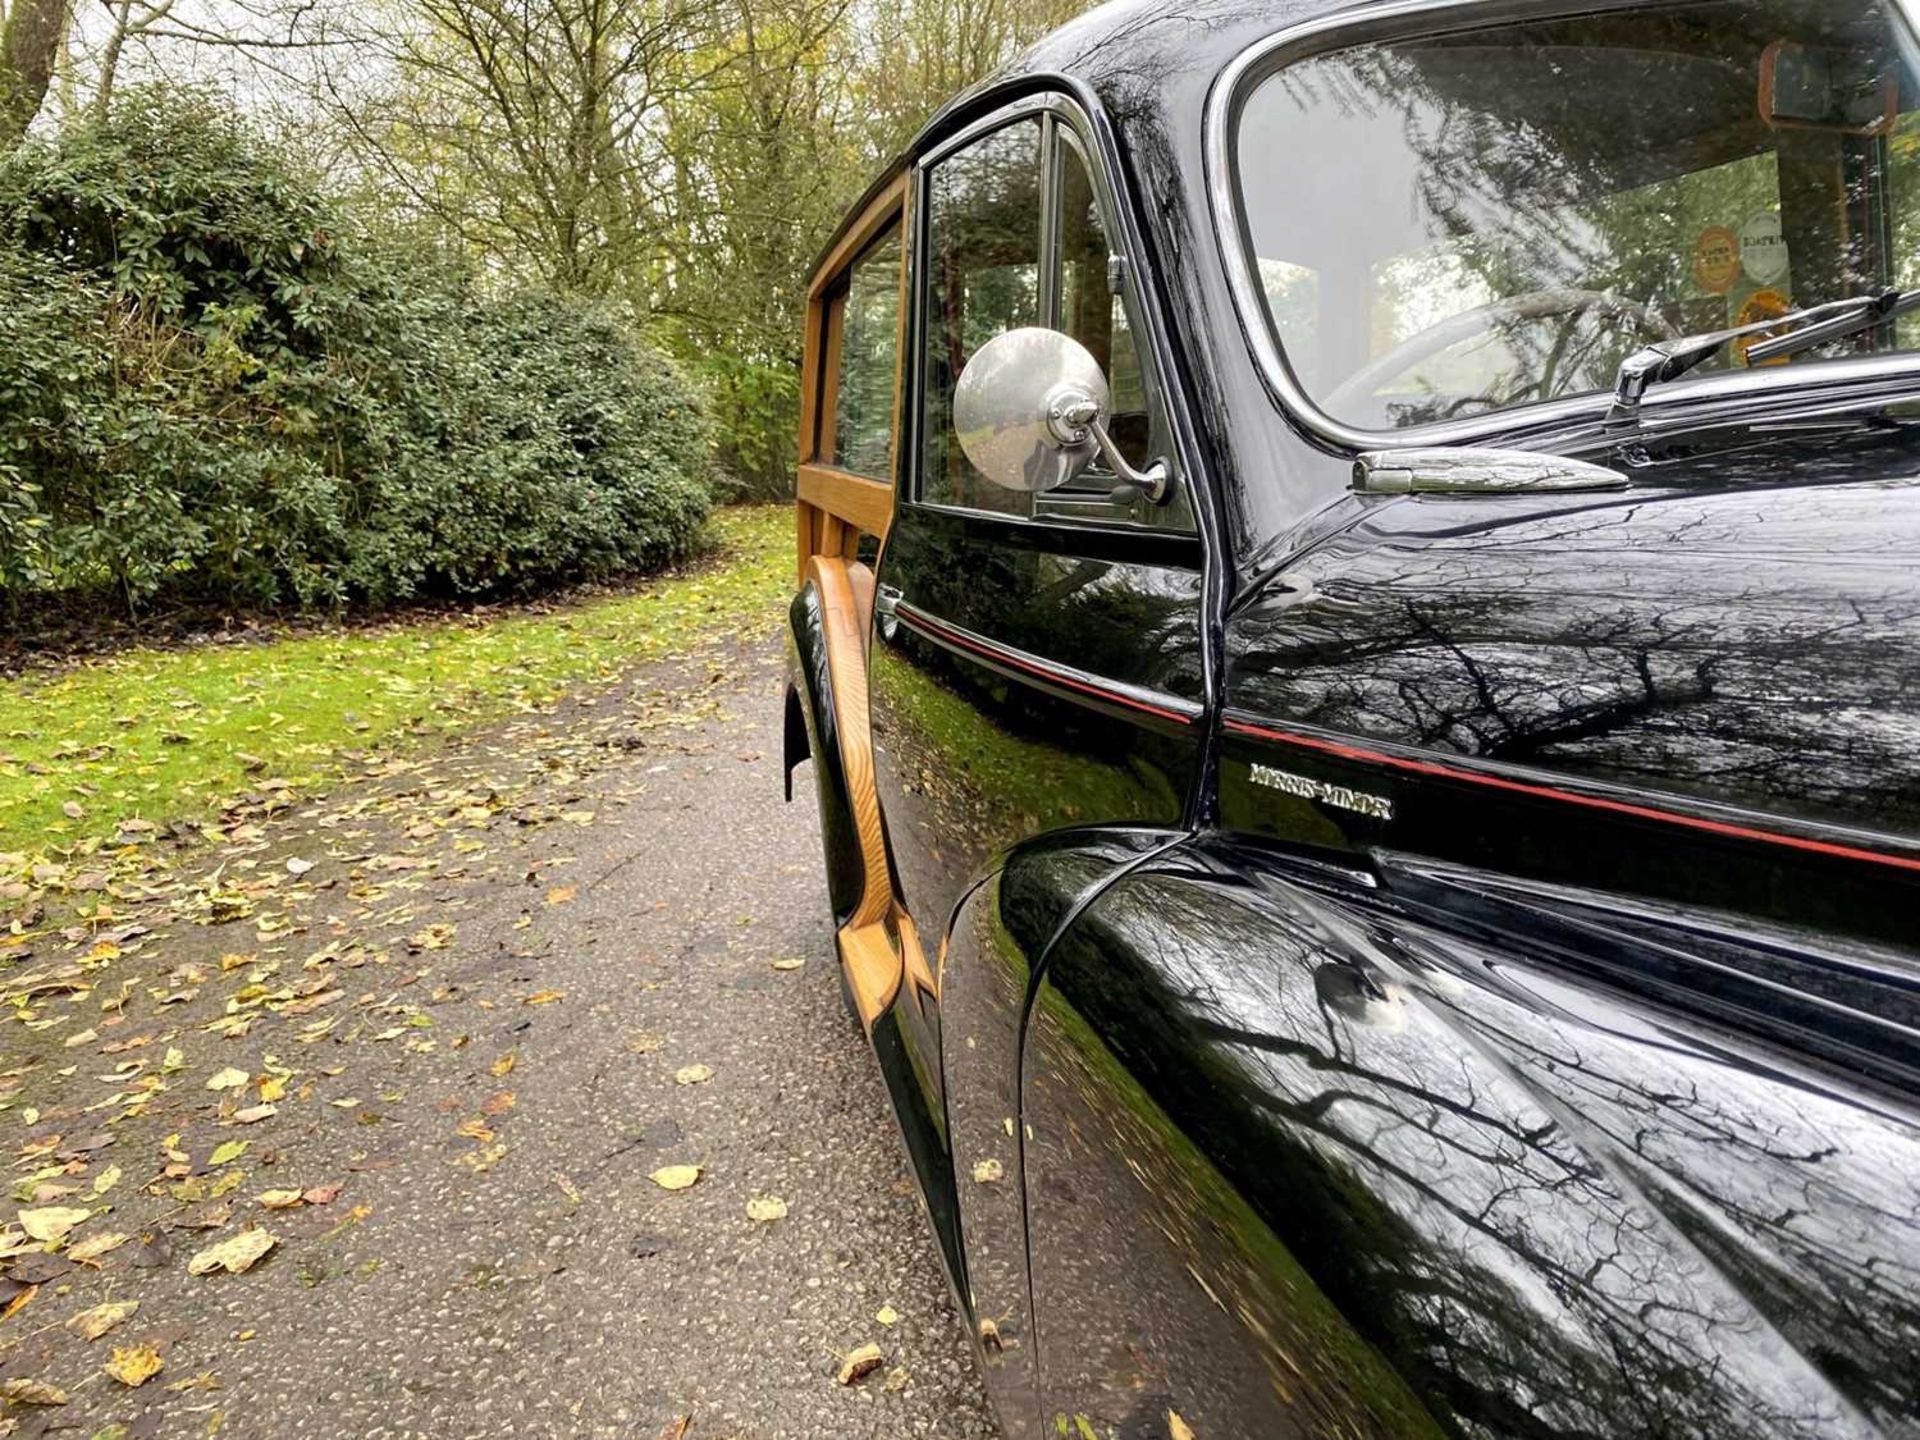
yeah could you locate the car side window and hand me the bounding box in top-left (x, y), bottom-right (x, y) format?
top-left (918, 111), bottom-right (1186, 529)
top-left (920, 118), bottom-right (1046, 517)
top-left (826, 221), bottom-right (902, 480)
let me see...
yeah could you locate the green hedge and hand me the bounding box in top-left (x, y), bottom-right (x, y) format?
top-left (0, 90), bottom-right (712, 612)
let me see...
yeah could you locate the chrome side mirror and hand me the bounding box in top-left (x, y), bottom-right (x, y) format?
top-left (952, 327), bottom-right (1169, 501)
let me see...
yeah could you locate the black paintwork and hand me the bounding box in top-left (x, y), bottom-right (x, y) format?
top-left (784, 1), bottom-right (1920, 1436)
top-left (786, 582), bottom-right (867, 927)
top-left (1030, 835), bottom-right (1920, 1437)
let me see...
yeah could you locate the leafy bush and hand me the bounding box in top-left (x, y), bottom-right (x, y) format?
top-left (663, 339), bottom-right (799, 502)
top-left (0, 90), bottom-right (712, 613)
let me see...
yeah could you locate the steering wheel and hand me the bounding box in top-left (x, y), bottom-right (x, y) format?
top-left (1322, 288), bottom-right (1679, 419)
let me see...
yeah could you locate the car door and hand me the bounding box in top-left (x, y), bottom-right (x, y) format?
top-left (861, 97), bottom-right (1210, 1422)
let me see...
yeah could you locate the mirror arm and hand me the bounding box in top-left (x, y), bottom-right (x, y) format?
top-left (1051, 394), bottom-right (1173, 505)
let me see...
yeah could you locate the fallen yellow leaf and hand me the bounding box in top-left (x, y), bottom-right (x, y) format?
top-left (971, 1158), bottom-right (1004, 1184)
top-left (746, 1195), bottom-right (787, 1222)
top-left (187, 1228), bottom-right (276, 1276)
top-left (770, 957), bottom-right (805, 971)
top-left (0, 1377), bottom-right (67, 1405)
top-left (522, 990), bottom-right (565, 1006)
top-left (836, 1341), bottom-right (885, 1386)
top-left (256, 1190), bottom-right (305, 1210)
top-left (875, 1304), bottom-right (900, 1326)
top-left (18, 1206), bottom-right (90, 1243)
top-left (648, 1164), bottom-right (702, 1192)
top-left (1168, 1409), bottom-right (1197, 1440)
top-left (105, 1342), bottom-right (164, 1387)
top-left (673, 1064), bottom-right (713, 1085)
top-left (206, 1067), bottom-right (249, 1092)
top-left (545, 885), bottom-right (577, 905)
top-left (68, 1231), bottom-right (129, 1265)
top-left (491, 1053), bottom-right (516, 1077)
top-left (67, 1299), bottom-right (138, 1341)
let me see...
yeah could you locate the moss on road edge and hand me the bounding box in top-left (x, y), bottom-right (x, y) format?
top-left (0, 506), bottom-right (789, 865)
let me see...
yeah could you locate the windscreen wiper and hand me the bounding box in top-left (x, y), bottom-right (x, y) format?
top-left (1609, 287), bottom-right (1920, 422)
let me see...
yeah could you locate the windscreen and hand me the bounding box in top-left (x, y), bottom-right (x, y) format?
top-left (1234, 0), bottom-right (1920, 431)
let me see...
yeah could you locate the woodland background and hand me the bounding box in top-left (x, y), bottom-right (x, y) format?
top-left (0, 0), bottom-right (1086, 614)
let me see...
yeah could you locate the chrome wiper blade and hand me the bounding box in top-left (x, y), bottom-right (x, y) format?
top-left (1745, 288), bottom-right (1920, 364)
top-left (1609, 289), bottom-right (1920, 423)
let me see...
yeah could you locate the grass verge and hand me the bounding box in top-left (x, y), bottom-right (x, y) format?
top-left (0, 505), bottom-right (789, 863)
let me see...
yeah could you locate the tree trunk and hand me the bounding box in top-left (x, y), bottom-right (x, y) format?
top-left (94, 1), bottom-right (137, 122)
top-left (0, 0), bottom-right (70, 145)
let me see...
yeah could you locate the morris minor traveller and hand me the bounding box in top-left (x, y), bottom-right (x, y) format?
top-left (783, 1), bottom-right (1920, 1434)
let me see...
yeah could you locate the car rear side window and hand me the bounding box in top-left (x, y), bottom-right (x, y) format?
top-left (920, 118), bottom-right (1045, 517)
top-left (827, 221), bottom-right (902, 480)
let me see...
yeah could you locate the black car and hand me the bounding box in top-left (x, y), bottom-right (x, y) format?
top-left (782, 1), bottom-right (1920, 1435)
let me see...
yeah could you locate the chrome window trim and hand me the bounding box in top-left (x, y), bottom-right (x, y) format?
top-left (1039, 112), bottom-right (1063, 330)
top-left (1204, 0), bottom-right (1920, 454)
top-left (916, 92), bottom-right (1071, 169)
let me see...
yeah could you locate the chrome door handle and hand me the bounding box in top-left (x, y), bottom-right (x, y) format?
top-left (875, 584), bottom-right (902, 641)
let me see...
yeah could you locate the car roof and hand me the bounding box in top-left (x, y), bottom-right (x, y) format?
top-left (807, 0), bottom-right (1375, 275)
top-left (914, 0), bottom-right (1374, 152)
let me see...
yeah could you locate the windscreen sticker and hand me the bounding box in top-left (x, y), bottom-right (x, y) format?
top-left (1737, 287), bottom-right (1794, 366)
top-left (1739, 211), bottom-right (1791, 286)
top-left (1692, 225), bottom-right (1741, 295)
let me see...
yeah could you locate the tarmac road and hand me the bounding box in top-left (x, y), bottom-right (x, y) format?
top-left (0, 634), bottom-right (1001, 1440)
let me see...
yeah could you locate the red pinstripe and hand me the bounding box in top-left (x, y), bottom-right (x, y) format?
top-left (1224, 716), bottom-right (1920, 877)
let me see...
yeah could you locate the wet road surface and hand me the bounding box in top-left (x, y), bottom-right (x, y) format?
top-left (0, 635), bottom-right (1000, 1440)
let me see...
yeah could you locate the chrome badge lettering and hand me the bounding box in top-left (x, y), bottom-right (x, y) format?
top-left (1249, 763), bottom-right (1393, 821)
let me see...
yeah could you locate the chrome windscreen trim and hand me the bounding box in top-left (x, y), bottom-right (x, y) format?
top-left (1203, 0), bottom-right (1920, 454)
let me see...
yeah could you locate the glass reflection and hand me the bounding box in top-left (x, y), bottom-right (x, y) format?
top-left (1032, 851), bottom-right (1918, 1436)
top-left (923, 118), bottom-right (1045, 516)
top-left (831, 221), bottom-right (902, 479)
top-left (1228, 436), bottom-right (1920, 840)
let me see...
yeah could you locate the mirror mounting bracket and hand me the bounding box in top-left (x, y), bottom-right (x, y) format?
top-left (1048, 391), bottom-right (1173, 505)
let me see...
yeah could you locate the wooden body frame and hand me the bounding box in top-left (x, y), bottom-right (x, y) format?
top-left (794, 164), bottom-right (924, 1029)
